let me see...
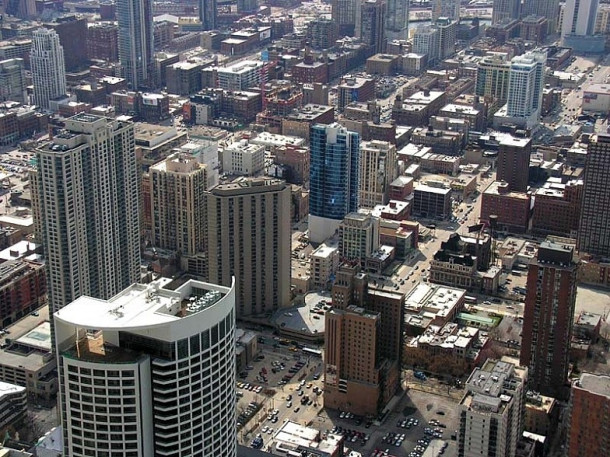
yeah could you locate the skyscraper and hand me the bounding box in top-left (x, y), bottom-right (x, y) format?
top-left (309, 123), bottom-right (360, 244)
top-left (522, 0), bottom-right (561, 33)
top-left (492, 0), bottom-right (521, 24)
top-left (204, 178), bottom-right (291, 317)
top-left (46, 15), bottom-right (89, 72)
top-left (475, 54), bottom-right (511, 101)
top-left (520, 241), bottom-right (578, 400)
top-left (54, 278), bottom-right (237, 457)
top-left (357, 0), bottom-right (387, 54)
top-left (386, 0), bottom-right (409, 39)
top-left (431, 0), bottom-right (460, 21)
top-left (359, 140), bottom-right (397, 208)
top-left (561, 0), bottom-right (604, 52)
top-left (332, 0), bottom-right (358, 36)
top-left (30, 28), bottom-right (66, 110)
top-left (200, 0), bottom-right (217, 30)
top-left (32, 113), bottom-right (140, 316)
top-left (505, 51), bottom-right (546, 120)
top-left (577, 134), bottom-right (610, 257)
top-left (117, 0), bottom-right (154, 89)
top-left (324, 265), bottom-right (403, 416)
top-left (496, 135), bottom-right (532, 192)
top-left (150, 152), bottom-right (209, 256)
top-left (458, 359), bottom-right (527, 457)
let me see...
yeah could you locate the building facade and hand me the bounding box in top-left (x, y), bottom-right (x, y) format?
top-left (577, 134), bottom-right (610, 257)
top-left (458, 359), bottom-right (527, 457)
top-left (32, 113), bottom-right (140, 316)
top-left (309, 123), bottom-right (360, 244)
top-left (117, 0), bottom-right (154, 89)
top-left (149, 152), bottom-right (208, 256)
top-left (359, 140), bottom-right (397, 208)
top-left (204, 178), bottom-right (291, 317)
top-left (475, 54), bottom-right (511, 102)
top-left (0, 58), bottom-right (26, 104)
top-left (567, 372), bottom-right (610, 457)
top-left (492, 0), bottom-right (521, 24)
top-left (200, 0), bottom-right (217, 30)
top-left (520, 242), bottom-right (578, 400)
top-left (357, 0), bottom-right (387, 55)
top-left (55, 278), bottom-right (237, 457)
top-left (30, 28), bottom-right (66, 110)
top-left (339, 212), bottom-right (380, 265)
top-left (496, 135), bottom-right (532, 193)
top-left (506, 52), bottom-right (546, 121)
top-left (386, 0), bottom-right (409, 39)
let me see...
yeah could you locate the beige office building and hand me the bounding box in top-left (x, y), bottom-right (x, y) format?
top-left (205, 178), bottom-right (292, 317)
top-left (150, 152), bottom-right (209, 256)
top-left (359, 140), bottom-right (397, 209)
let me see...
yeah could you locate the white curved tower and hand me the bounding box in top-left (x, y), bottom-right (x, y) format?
top-left (54, 277), bottom-right (237, 457)
top-left (30, 28), bottom-right (66, 110)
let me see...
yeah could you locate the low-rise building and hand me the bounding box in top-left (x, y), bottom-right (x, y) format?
top-left (221, 140), bottom-right (265, 176)
top-left (524, 391), bottom-right (558, 437)
top-left (272, 421), bottom-right (344, 456)
top-left (392, 90), bottom-right (447, 126)
top-left (532, 179), bottom-right (583, 237)
top-left (0, 259), bottom-right (46, 327)
top-left (412, 184), bottom-right (451, 220)
top-left (404, 283), bottom-right (466, 335)
top-left (410, 126), bottom-right (463, 156)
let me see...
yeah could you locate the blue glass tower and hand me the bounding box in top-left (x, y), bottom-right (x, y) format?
top-left (309, 123), bottom-right (360, 243)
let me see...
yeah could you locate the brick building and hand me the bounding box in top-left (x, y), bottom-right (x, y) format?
top-left (0, 259), bottom-right (46, 327)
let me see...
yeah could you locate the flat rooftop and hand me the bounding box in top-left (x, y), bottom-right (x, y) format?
top-left (0, 381), bottom-right (25, 399)
top-left (577, 372), bottom-right (610, 398)
top-left (54, 278), bottom-right (228, 330)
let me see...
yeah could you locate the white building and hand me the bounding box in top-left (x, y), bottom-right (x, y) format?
top-left (459, 358), bottom-right (527, 457)
top-left (359, 140), bottom-right (397, 209)
top-left (310, 243), bottom-right (340, 290)
top-left (54, 277), bottom-right (237, 457)
top-left (582, 84), bottom-right (610, 113)
top-left (222, 139), bottom-right (265, 176)
top-left (32, 113), bottom-right (140, 315)
top-left (412, 26), bottom-right (440, 62)
top-left (217, 60), bottom-right (264, 91)
top-left (498, 52), bottom-right (546, 128)
top-left (562, 0), bottom-right (599, 37)
top-left (0, 381), bottom-right (27, 430)
top-left (339, 212), bottom-right (380, 264)
top-left (30, 28), bottom-right (66, 110)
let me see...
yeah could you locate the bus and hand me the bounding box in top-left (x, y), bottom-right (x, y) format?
top-left (465, 296), bottom-right (478, 304)
top-left (302, 347), bottom-right (322, 357)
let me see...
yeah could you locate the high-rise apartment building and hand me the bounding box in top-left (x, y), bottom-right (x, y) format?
top-left (458, 358), bottom-right (527, 457)
top-left (32, 113), bottom-right (140, 316)
top-left (54, 278), bottom-right (237, 457)
top-left (436, 18), bottom-right (457, 59)
top-left (520, 241), bottom-right (578, 400)
top-left (492, 0), bottom-right (521, 25)
top-left (332, 0), bottom-right (358, 36)
top-left (359, 140), bottom-right (397, 208)
top-left (357, 0), bottom-right (387, 55)
top-left (412, 25), bottom-right (440, 63)
top-left (0, 58), bottom-right (26, 104)
top-left (567, 372), bottom-right (610, 457)
top-left (118, 0), bottom-right (154, 89)
top-left (523, 0), bottom-right (561, 32)
top-left (87, 24), bottom-right (119, 62)
top-left (577, 134), bottom-right (610, 257)
top-left (204, 178), bottom-right (291, 317)
top-left (386, 0), bottom-right (409, 39)
top-left (150, 152), bottom-right (208, 256)
top-left (431, 0), bottom-right (460, 21)
top-left (47, 15), bottom-right (89, 72)
top-left (309, 123), bottom-right (360, 244)
top-left (30, 28), bottom-right (66, 110)
top-left (200, 0), bottom-right (217, 30)
top-left (324, 265), bottom-right (403, 416)
top-left (496, 135), bottom-right (532, 192)
top-left (505, 51), bottom-right (546, 120)
top-left (475, 54), bottom-right (511, 102)
top-left (561, 0), bottom-right (604, 52)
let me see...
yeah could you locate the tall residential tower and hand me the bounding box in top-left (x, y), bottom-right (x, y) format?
top-left (30, 28), bottom-right (66, 109)
top-left (309, 123), bottom-right (360, 243)
top-left (117, 0), bottom-right (154, 89)
top-left (520, 241), bottom-right (578, 400)
top-left (200, 0), bottom-right (217, 30)
top-left (32, 113), bottom-right (140, 316)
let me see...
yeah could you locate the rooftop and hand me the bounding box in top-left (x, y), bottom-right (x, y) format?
top-left (0, 381), bottom-right (25, 399)
top-left (54, 278), bottom-right (229, 330)
top-left (576, 372), bottom-right (610, 398)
